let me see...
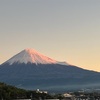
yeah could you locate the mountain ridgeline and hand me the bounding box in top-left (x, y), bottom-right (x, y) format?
top-left (0, 48), bottom-right (100, 93)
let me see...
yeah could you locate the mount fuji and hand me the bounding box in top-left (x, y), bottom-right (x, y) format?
top-left (0, 48), bottom-right (100, 92)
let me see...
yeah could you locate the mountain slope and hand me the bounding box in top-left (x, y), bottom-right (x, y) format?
top-left (4, 48), bottom-right (57, 65)
top-left (0, 48), bottom-right (100, 92)
top-left (4, 48), bottom-right (68, 65)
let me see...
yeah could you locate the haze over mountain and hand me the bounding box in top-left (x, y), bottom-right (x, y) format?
top-left (0, 48), bottom-right (100, 93)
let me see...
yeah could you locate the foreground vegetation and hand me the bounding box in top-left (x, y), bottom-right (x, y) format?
top-left (0, 82), bottom-right (53, 100)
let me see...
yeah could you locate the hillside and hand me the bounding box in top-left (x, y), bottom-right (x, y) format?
top-left (0, 82), bottom-right (51, 100)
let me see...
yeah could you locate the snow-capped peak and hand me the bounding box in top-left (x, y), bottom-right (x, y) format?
top-left (4, 48), bottom-right (69, 66)
top-left (4, 48), bottom-right (54, 65)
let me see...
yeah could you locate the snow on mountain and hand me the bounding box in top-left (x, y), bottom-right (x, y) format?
top-left (57, 61), bottom-right (68, 65)
top-left (5, 48), bottom-right (68, 65)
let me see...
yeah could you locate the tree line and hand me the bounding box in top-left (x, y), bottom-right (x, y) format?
top-left (0, 82), bottom-right (53, 100)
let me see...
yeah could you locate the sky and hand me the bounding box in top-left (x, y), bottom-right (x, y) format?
top-left (0, 0), bottom-right (100, 72)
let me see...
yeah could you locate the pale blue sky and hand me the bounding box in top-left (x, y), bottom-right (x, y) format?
top-left (1, 0), bottom-right (100, 71)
